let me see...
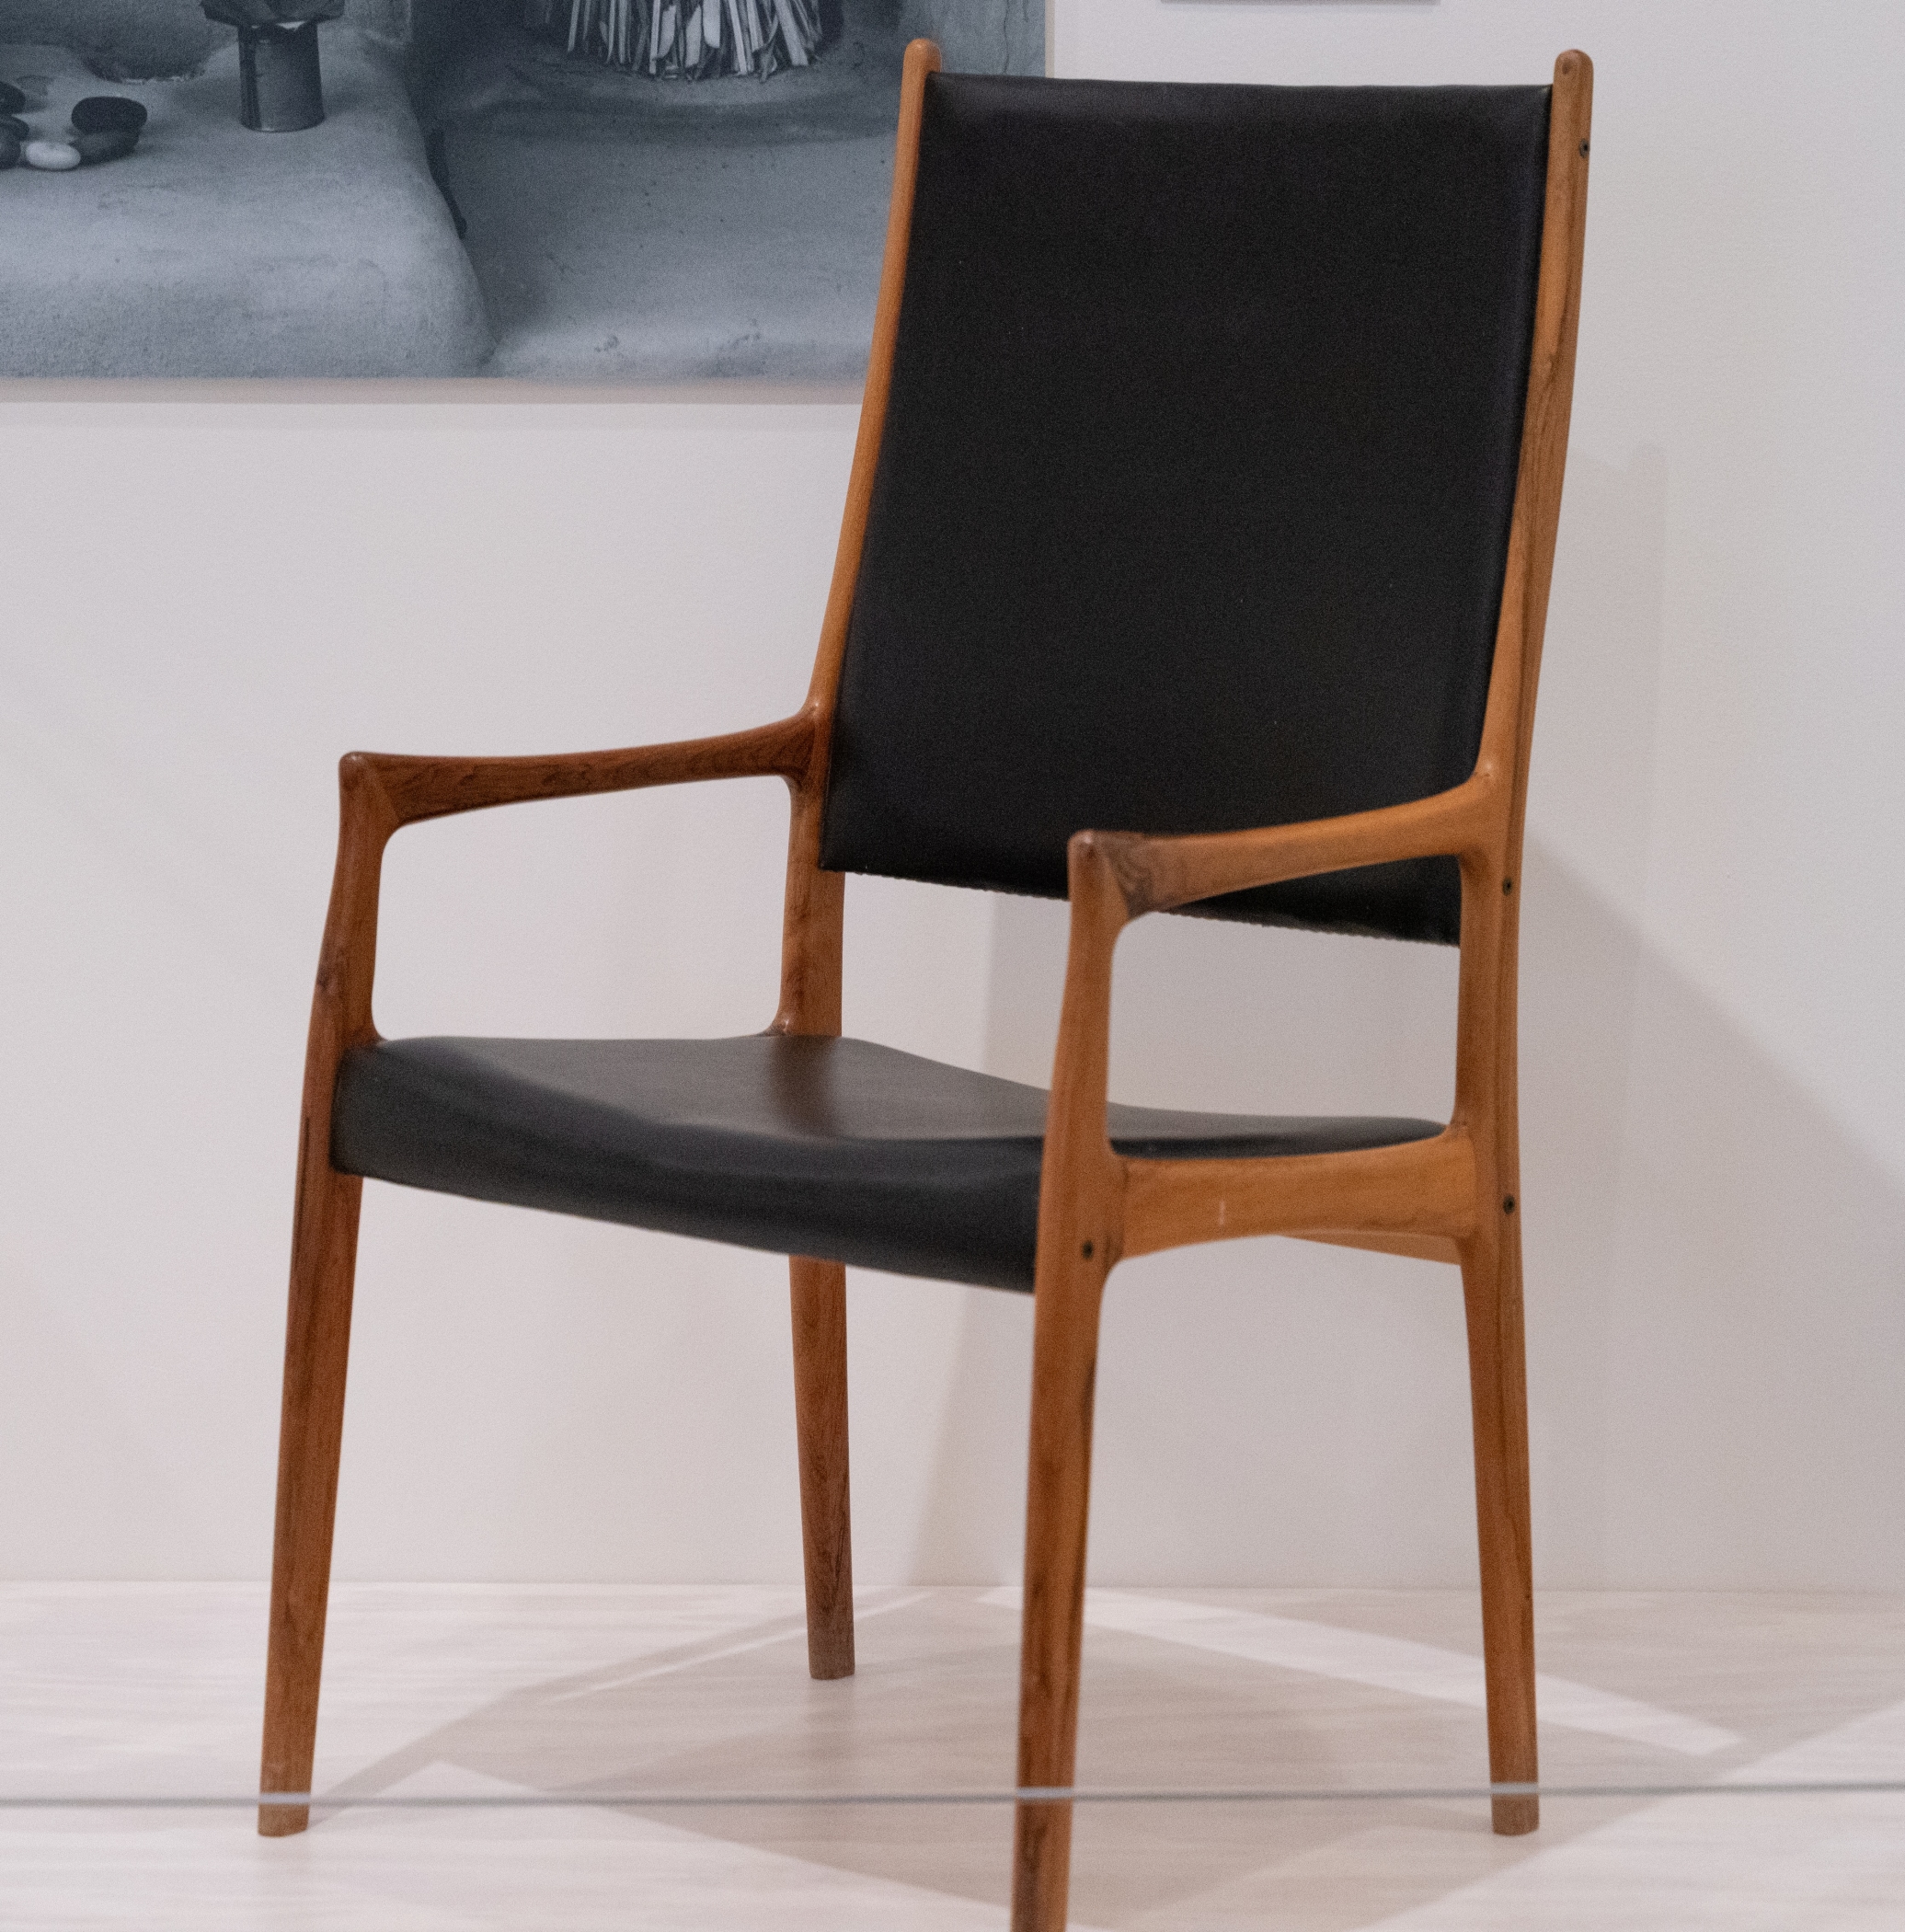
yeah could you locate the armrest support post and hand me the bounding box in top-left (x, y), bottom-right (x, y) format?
top-left (771, 779), bottom-right (844, 1038)
top-left (313, 754), bottom-right (400, 1056)
top-left (1035, 833), bottom-right (1133, 1271)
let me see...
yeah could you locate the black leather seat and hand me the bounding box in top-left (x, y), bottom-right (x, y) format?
top-left (335, 1033), bottom-right (1441, 1292)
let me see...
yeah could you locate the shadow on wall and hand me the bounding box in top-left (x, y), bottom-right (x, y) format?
top-left (1511, 442), bottom-right (1671, 1584)
top-left (1522, 838), bottom-right (1905, 1590)
top-left (1521, 430), bottom-right (1905, 1579)
top-left (902, 444), bottom-right (1905, 1591)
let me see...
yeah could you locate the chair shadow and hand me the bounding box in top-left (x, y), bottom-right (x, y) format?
top-left (307, 1589), bottom-right (1585, 1922)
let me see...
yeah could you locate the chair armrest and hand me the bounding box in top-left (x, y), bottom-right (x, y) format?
top-left (1039, 776), bottom-right (1503, 1273)
top-left (308, 708), bottom-right (822, 1055)
top-left (352, 709), bottom-right (821, 830)
top-left (1085, 774), bottom-right (1498, 920)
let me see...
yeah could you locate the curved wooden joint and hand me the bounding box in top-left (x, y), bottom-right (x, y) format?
top-left (1065, 830), bottom-right (1136, 947)
top-left (1121, 1131), bottom-right (1477, 1261)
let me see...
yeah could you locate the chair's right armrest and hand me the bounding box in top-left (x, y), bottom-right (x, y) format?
top-left (1086, 776), bottom-right (1498, 920)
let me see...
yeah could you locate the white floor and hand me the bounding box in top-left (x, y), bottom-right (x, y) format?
top-left (3, 1584), bottom-right (1903, 1927)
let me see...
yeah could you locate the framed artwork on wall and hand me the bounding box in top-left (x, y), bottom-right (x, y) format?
top-left (0, 0), bottom-right (1044, 379)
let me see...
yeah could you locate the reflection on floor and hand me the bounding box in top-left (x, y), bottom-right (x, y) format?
top-left (3, 1584), bottom-right (1903, 1926)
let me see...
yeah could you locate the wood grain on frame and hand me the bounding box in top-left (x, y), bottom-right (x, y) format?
top-left (258, 44), bottom-right (1593, 1932)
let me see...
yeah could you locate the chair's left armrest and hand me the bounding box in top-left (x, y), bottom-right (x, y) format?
top-left (355, 709), bottom-right (821, 830)
top-left (309, 708), bottom-right (822, 1055)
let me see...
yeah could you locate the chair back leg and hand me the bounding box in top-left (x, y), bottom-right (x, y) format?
top-left (1460, 1213), bottom-right (1540, 1834)
top-left (258, 1157), bottom-right (364, 1836)
top-left (790, 1256), bottom-right (855, 1678)
top-left (1011, 1249), bottom-right (1110, 1932)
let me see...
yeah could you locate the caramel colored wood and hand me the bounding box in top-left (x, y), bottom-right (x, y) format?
top-left (789, 1257), bottom-right (855, 1680)
top-left (255, 44), bottom-right (948, 1838)
top-left (769, 792), bottom-right (843, 1040)
top-left (257, 42), bottom-right (1591, 1922)
top-left (357, 713), bottom-right (817, 830)
top-left (769, 38), bottom-right (939, 1039)
top-left (255, 725), bottom-right (843, 1837)
top-left (1012, 836), bottom-right (1126, 1932)
top-left (763, 40), bottom-right (944, 1685)
top-left (800, 38), bottom-right (943, 726)
top-left (1003, 52), bottom-right (1593, 1919)
top-left (1122, 1132), bottom-right (1477, 1259)
top-left (1097, 777), bottom-right (1495, 921)
top-left (1463, 1213), bottom-right (1540, 1834)
top-left (257, 1158), bottom-right (361, 1839)
top-left (1448, 52), bottom-right (1590, 1839)
top-left (258, 756), bottom-right (393, 1838)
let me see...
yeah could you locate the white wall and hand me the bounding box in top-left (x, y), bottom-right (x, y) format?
top-left (3, 0), bottom-right (1901, 1592)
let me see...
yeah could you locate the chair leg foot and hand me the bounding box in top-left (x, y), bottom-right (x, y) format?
top-left (1492, 1792), bottom-right (1540, 1835)
top-left (1012, 1798), bottom-right (1075, 1932)
top-left (1462, 1218), bottom-right (1539, 1837)
top-left (790, 1256), bottom-right (855, 1680)
top-left (258, 1800), bottom-right (313, 1838)
top-left (258, 1157), bottom-right (363, 1838)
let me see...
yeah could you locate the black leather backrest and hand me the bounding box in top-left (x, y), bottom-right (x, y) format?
top-left (821, 74), bottom-right (1549, 944)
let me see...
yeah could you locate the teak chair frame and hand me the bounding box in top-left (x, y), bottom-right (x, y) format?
top-left (258, 41), bottom-right (1591, 1932)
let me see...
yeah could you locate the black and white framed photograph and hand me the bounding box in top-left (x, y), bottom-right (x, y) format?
top-left (0, 0), bottom-right (1044, 379)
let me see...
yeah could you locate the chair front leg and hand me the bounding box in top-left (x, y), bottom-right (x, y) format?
top-left (789, 1255), bottom-right (855, 1679)
top-left (1460, 1206), bottom-right (1539, 1834)
top-left (1012, 1243), bottom-right (1110, 1932)
top-left (258, 1142), bottom-right (363, 1836)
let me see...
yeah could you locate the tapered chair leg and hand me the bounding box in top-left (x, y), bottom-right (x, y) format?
top-left (1011, 1256), bottom-right (1109, 1932)
top-left (790, 1256), bottom-right (855, 1679)
top-left (258, 1157), bottom-right (364, 1837)
top-left (1460, 1213), bottom-right (1539, 1835)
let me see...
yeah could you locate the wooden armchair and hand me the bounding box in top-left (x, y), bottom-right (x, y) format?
top-left (258, 43), bottom-right (1591, 1931)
